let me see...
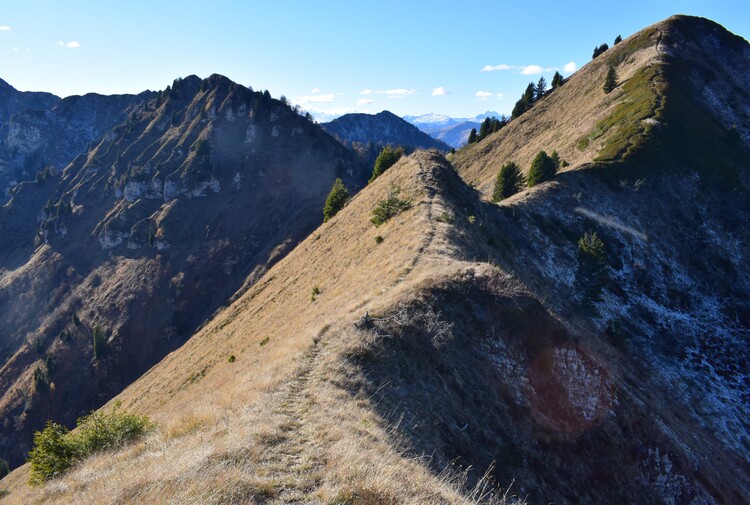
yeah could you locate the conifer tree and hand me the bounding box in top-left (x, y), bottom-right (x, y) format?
top-left (492, 162), bottom-right (524, 202)
top-left (551, 71), bottom-right (564, 88)
top-left (527, 151), bottom-right (557, 187)
top-left (603, 66), bottom-right (618, 94)
top-left (369, 146), bottom-right (403, 183)
top-left (323, 178), bottom-right (349, 222)
top-left (468, 128), bottom-right (477, 144)
top-left (535, 77), bottom-right (547, 100)
top-left (614, 34), bottom-right (622, 44)
top-left (592, 43), bottom-right (609, 58)
top-left (479, 117), bottom-right (492, 141)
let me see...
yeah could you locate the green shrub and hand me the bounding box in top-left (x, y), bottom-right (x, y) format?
top-left (227, 354), bottom-right (236, 363)
top-left (28, 402), bottom-right (154, 485)
top-left (0, 458), bottom-right (8, 479)
top-left (311, 286), bottom-right (320, 301)
top-left (492, 161), bottom-right (524, 201)
top-left (92, 325), bottom-right (107, 361)
top-left (435, 211), bottom-right (454, 224)
top-left (259, 337), bottom-right (270, 346)
top-left (604, 66), bottom-right (618, 94)
top-left (28, 422), bottom-right (76, 484)
top-left (369, 146), bottom-right (403, 183)
top-left (370, 188), bottom-right (411, 227)
top-left (33, 366), bottom-right (49, 394)
top-left (575, 231), bottom-right (610, 306)
top-left (323, 178), bottom-right (349, 222)
top-left (374, 235), bottom-right (384, 244)
top-left (527, 151), bottom-right (557, 187)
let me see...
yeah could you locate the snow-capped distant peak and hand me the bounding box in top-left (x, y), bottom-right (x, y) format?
top-left (406, 113), bottom-right (452, 124)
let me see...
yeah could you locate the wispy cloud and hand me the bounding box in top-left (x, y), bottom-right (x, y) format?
top-left (0, 26), bottom-right (11, 31)
top-left (432, 86), bottom-right (448, 96)
top-left (475, 91), bottom-right (504, 101)
top-left (520, 65), bottom-right (546, 75)
top-left (11, 47), bottom-right (29, 52)
top-left (296, 92), bottom-right (335, 104)
top-left (481, 62), bottom-right (578, 75)
top-left (357, 98), bottom-right (375, 106)
top-left (310, 87), bottom-right (320, 94)
top-left (57, 41), bottom-right (81, 48)
top-left (481, 64), bottom-right (511, 72)
top-left (360, 88), bottom-right (417, 98)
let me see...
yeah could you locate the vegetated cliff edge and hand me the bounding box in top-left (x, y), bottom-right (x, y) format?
top-left (0, 74), bottom-right (364, 469)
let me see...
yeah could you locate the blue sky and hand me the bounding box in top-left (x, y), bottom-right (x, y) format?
top-left (1, 1), bottom-right (748, 120)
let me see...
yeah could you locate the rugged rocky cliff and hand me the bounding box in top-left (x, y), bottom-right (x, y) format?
top-left (0, 74), bottom-right (363, 468)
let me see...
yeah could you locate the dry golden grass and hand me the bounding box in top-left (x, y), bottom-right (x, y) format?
top-left (1, 151), bottom-right (521, 504)
top-left (450, 24), bottom-right (663, 197)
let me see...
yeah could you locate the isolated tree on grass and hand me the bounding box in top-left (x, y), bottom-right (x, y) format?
top-left (527, 151), bottom-right (557, 187)
top-left (592, 43), bottom-right (609, 58)
top-left (551, 71), bottom-right (564, 88)
top-left (603, 66), bottom-right (618, 94)
top-left (535, 77), bottom-right (547, 100)
top-left (492, 162), bottom-right (524, 201)
top-left (467, 128), bottom-right (477, 144)
top-left (479, 117), bottom-right (492, 141)
top-left (369, 146), bottom-right (403, 183)
top-left (323, 178), bottom-right (349, 222)
top-left (614, 34), bottom-right (622, 45)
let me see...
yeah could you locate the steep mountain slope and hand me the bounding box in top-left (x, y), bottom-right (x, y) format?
top-left (0, 79), bottom-right (60, 201)
top-left (0, 90), bottom-right (155, 202)
top-left (0, 74), bottom-right (363, 469)
top-left (0, 78), bottom-right (59, 125)
top-left (322, 110), bottom-right (450, 154)
top-left (2, 14), bottom-right (749, 505)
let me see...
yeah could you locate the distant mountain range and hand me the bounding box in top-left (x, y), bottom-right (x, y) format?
top-left (403, 111), bottom-right (505, 148)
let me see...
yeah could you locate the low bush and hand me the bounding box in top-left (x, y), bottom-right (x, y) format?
top-left (370, 188), bottom-right (411, 227)
top-left (28, 402), bottom-right (154, 485)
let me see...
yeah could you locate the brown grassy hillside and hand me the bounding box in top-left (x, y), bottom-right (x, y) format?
top-left (2, 14), bottom-right (749, 505)
top-left (2, 151), bottom-right (523, 504)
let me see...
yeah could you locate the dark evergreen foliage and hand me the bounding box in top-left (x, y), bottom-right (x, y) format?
top-left (551, 71), bottom-right (564, 88)
top-left (323, 178), bottom-right (349, 222)
top-left (592, 43), bottom-right (609, 58)
top-left (535, 77), bottom-right (547, 100)
top-left (576, 231), bottom-right (610, 306)
top-left (492, 162), bottom-right (525, 202)
top-left (468, 128), bottom-right (477, 144)
top-left (369, 146), bottom-right (403, 183)
top-left (614, 34), bottom-right (622, 45)
top-left (527, 151), bottom-right (557, 187)
top-left (604, 66), bottom-right (618, 93)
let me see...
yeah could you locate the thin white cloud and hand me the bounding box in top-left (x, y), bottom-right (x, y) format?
top-left (475, 91), bottom-right (503, 101)
top-left (296, 92), bottom-right (335, 104)
top-left (361, 88), bottom-right (417, 97)
top-left (432, 86), bottom-right (448, 96)
top-left (57, 41), bottom-right (81, 48)
top-left (0, 26), bottom-right (11, 31)
top-left (382, 88), bottom-right (416, 96)
top-left (483, 62), bottom-right (576, 75)
top-left (12, 47), bottom-right (19, 52)
top-left (481, 64), bottom-right (512, 72)
top-left (306, 106), bottom-right (357, 116)
top-left (310, 87), bottom-right (319, 94)
top-left (357, 98), bottom-right (375, 106)
top-left (520, 65), bottom-right (547, 75)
